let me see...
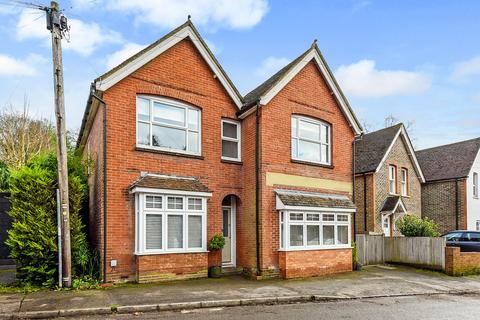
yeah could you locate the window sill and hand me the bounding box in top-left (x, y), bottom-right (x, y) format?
top-left (221, 158), bottom-right (243, 165)
top-left (401, 194), bottom-right (411, 198)
top-left (134, 250), bottom-right (209, 256)
top-left (135, 146), bottom-right (204, 160)
top-left (278, 245), bottom-right (351, 252)
top-left (291, 159), bottom-right (334, 169)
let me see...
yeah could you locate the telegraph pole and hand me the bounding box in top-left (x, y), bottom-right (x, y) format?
top-left (45, 1), bottom-right (71, 288)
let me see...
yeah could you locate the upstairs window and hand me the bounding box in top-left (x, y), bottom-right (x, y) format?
top-left (136, 96), bottom-right (201, 155)
top-left (401, 168), bottom-right (408, 196)
top-left (221, 120), bottom-right (241, 161)
top-left (291, 116), bottom-right (331, 165)
top-left (389, 165), bottom-right (397, 194)
top-left (474, 172), bottom-right (478, 198)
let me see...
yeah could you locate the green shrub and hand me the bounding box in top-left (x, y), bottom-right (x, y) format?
top-left (0, 161), bottom-right (9, 191)
top-left (395, 215), bottom-right (441, 237)
top-left (5, 152), bottom-right (93, 287)
top-left (208, 234), bottom-right (225, 250)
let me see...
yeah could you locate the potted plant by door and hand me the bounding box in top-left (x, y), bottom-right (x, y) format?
top-left (208, 234), bottom-right (226, 278)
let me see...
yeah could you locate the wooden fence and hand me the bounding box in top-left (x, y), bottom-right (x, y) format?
top-left (356, 234), bottom-right (446, 270)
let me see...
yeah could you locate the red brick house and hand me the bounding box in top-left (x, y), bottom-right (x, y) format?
top-left (77, 20), bottom-right (363, 283)
top-left (354, 124), bottom-right (425, 236)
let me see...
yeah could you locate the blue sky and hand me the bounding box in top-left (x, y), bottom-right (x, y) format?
top-left (0, 0), bottom-right (479, 149)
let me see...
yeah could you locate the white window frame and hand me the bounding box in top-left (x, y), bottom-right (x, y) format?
top-left (136, 95), bottom-right (202, 156)
top-left (389, 165), bottom-right (397, 194)
top-left (474, 172), bottom-right (478, 199)
top-left (135, 193), bottom-right (207, 255)
top-left (291, 115), bottom-right (331, 165)
top-left (221, 119), bottom-right (241, 161)
top-left (279, 211), bottom-right (351, 251)
top-left (401, 168), bottom-right (408, 196)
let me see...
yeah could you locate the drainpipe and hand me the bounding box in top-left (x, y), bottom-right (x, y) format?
top-left (455, 178), bottom-right (459, 230)
top-left (90, 88), bottom-right (108, 284)
top-left (255, 100), bottom-right (261, 277)
top-left (352, 134), bottom-right (363, 236)
top-left (364, 174), bottom-right (367, 233)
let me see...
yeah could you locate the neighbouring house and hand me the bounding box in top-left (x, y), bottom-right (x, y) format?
top-left (354, 124), bottom-right (425, 236)
top-left (77, 20), bottom-right (362, 283)
top-left (417, 137), bottom-right (480, 233)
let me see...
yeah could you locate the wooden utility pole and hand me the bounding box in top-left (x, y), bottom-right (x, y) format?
top-left (46, 1), bottom-right (71, 288)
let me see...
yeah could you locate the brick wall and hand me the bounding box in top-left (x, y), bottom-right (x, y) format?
top-left (278, 249), bottom-right (352, 279)
top-left (354, 173), bottom-right (375, 234)
top-left (136, 253), bottom-right (209, 283)
top-left (257, 61), bottom-right (355, 276)
top-left (422, 179), bottom-right (467, 234)
top-left (445, 246), bottom-right (480, 276)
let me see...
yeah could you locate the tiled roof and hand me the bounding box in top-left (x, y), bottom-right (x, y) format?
top-left (380, 196), bottom-right (407, 213)
top-left (242, 49), bottom-right (310, 107)
top-left (130, 174), bottom-right (211, 193)
top-left (354, 124), bottom-right (402, 174)
top-left (416, 137), bottom-right (480, 182)
top-left (275, 190), bottom-right (355, 209)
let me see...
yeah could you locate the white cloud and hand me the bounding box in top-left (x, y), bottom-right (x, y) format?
top-left (107, 0), bottom-right (269, 30)
top-left (335, 60), bottom-right (431, 97)
top-left (106, 42), bottom-right (146, 69)
top-left (16, 9), bottom-right (122, 56)
top-left (0, 54), bottom-right (37, 76)
top-left (451, 56), bottom-right (480, 81)
top-left (255, 56), bottom-right (290, 78)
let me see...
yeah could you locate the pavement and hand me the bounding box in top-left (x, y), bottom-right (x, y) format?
top-left (1, 265), bottom-right (480, 319)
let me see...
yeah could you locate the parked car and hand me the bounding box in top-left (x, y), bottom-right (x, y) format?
top-left (443, 231), bottom-right (480, 252)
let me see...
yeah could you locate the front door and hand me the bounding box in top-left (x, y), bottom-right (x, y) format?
top-left (222, 207), bottom-right (233, 266)
top-left (382, 215), bottom-right (391, 237)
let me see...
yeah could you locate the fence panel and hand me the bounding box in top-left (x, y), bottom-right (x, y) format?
top-left (356, 235), bottom-right (445, 270)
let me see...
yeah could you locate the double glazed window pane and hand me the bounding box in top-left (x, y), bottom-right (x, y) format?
top-left (188, 198), bottom-right (202, 210)
top-left (152, 125), bottom-right (186, 150)
top-left (337, 225), bottom-right (348, 245)
top-left (222, 140), bottom-right (238, 158)
top-left (137, 98), bottom-right (150, 121)
top-left (188, 109), bottom-right (199, 131)
top-left (146, 215), bottom-right (162, 249)
top-left (188, 216), bottom-right (202, 248)
top-left (298, 140), bottom-right (320, 162)
top-left (168, 215), bottom-right (183, 249)
top-left (153, 102), bottom-right (185, 126)
top-left (299, 120), bottom-right (320, 140)
top-left (222, 122), bottom-right (237, 139)
top-left (307, 225), bottom-right (320, 246)
top-left (290, 225), bottom-right (303, 246)
top-left (137, 122), bottom-right (150, 145)
top-left (168, 197), bottom-right (183, 210)
top-left (323, 225), bottom-right (335, 245)
top-left (146, 196), bottom-right (162, 209)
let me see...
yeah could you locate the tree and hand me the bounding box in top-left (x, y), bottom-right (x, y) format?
top-left (0, 161), bottom-right (8, 192)
top-left (396, 215), bottom-right (441, 237)
top-left (0, 100), bottom-right (55, 169)
top-left (5, 152), bottom-right (92, 287)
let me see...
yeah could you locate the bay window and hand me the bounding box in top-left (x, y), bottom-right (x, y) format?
top-left (135, 193), bottom-right (207, 254)
top-left (136, 96), bottom-right (201, 155)
top-left (279, 211), bottom-right (351, 250)
top-left (291, 115), bottom-right (331, 165)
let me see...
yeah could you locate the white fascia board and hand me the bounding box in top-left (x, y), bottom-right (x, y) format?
top-left (375, 128), bottom-right (402, 174)
top-left (400, 126), bottom-right (426, 183)
top-left (95, 26), bottom-right (243, 109)
top-left (275, 197), bottom-right (355, 212)
top-left (130, 187), bottom-right (212, 197)
top-left (258, 49), bottom-right (362, 135)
